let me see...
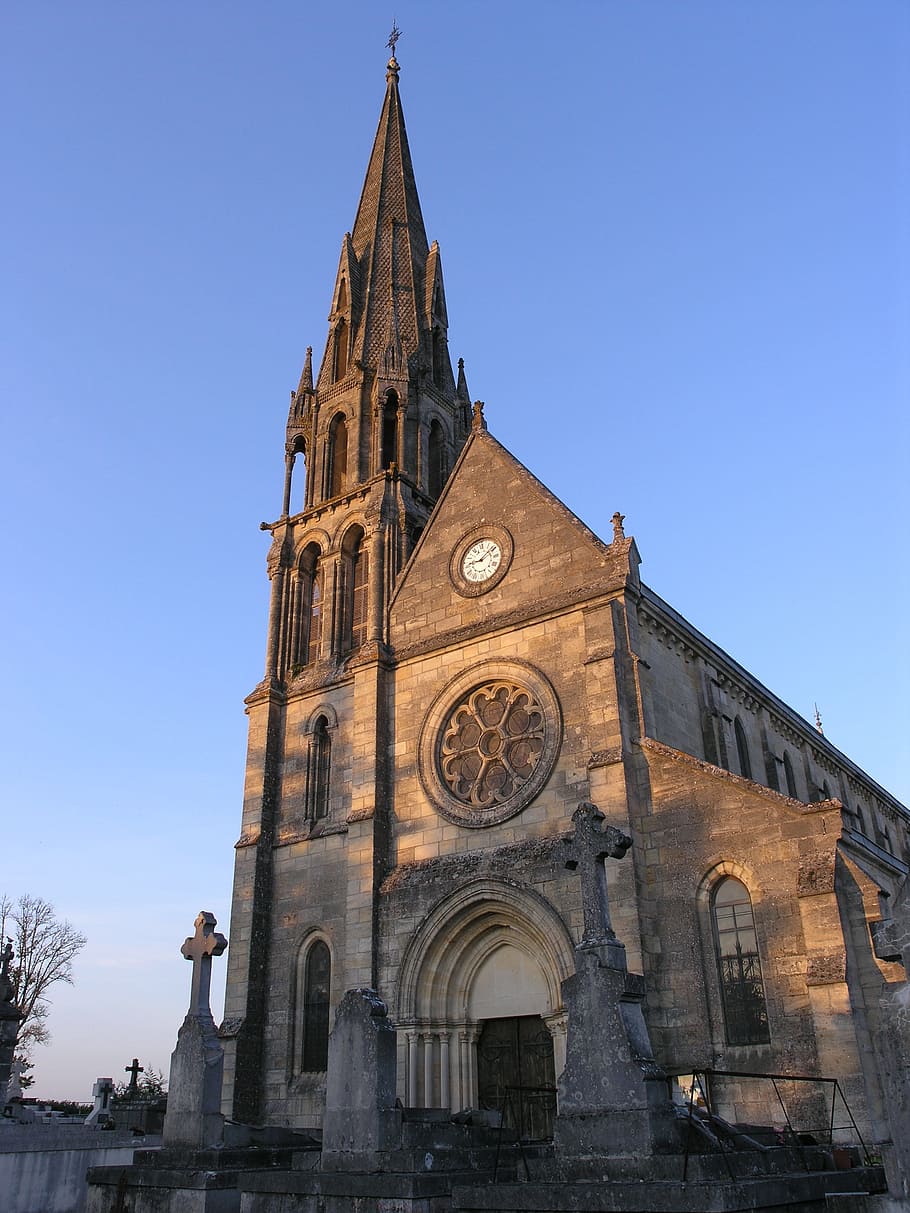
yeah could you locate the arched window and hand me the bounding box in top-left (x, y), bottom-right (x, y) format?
top-left (712, 877), bottom-right (769, 1045)
top-left (333, 319), bottom-right (348, 382)
top-left (300, 940), bottom-right (331, 1073)
top-left (308, 716), bottom-right (331, 822)
top-left (428, 420), bottom-right (444, 497)
top-left (328, 413), bottom-right (348, 498)
top-left (348, 531), bottom-right (369, 650)
top-left (783, 751), bottom-right (798, 799)
top-left (306, 558), bottom-right (322, 665)
top-left (734, 718), bottom-right (752, 781)
top-left (381, 391), bottom-right (399, 469)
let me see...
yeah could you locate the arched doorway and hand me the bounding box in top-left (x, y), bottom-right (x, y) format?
top-left (396, 879), bottom-right (575, 1133)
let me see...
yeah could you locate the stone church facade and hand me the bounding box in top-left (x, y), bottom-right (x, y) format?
top-left (219, 50), bottom-right (910, 1186)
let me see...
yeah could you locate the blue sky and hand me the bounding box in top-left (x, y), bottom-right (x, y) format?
top-left (2, 2), bottom-right (908, 1100)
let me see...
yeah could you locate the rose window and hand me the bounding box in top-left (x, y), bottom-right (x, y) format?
top-left (438, 682), bottom-right (545, 808)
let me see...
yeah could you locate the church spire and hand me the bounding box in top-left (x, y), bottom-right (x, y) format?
top-left (281, 40), bottom-right (470, 534)
top-left (315, 46), bottom-right (437, 393)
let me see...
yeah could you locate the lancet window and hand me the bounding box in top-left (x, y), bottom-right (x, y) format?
top-left (333, 319), bottom-right (348, 382)
top-left (783, 751), bottom-right (798, 799)
top-left (734, 717), bottom-right (752, 781)
top-left (428, 420), bottom-right (444, 497)
top-left (296, 546), bottom-right (322, 667)
top-left (711, 877), bottom-right (770, 1046)
top-left (307, 716), bottom-right (331, 823)
top-left (298, 939), bottom-right (331, 1073)
top-left (328, 413), bottom-right (348, 498)
top-left (344, 528), bottom-right (369, 651)
top-left (381, 391), bottom-right (399, 469)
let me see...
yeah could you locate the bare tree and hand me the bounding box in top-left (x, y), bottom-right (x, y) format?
top-left (0, 895), bottom-right (87, 1056)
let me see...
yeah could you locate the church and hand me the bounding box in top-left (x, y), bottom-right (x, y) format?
top-left (196, 42), bottom-right (910, 1208)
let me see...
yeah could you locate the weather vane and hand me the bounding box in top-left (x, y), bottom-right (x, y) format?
top-left (387, 20), bottom-right (401, 56)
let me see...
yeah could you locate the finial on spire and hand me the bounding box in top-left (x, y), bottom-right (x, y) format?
top-left (471, 400), bottom-right (487, 432)
top-left (302, 346), bottom-right (313, 392)
top-left (386, 20), bottom-right (401, 79)
top-left (611, 512), bottom-right (626, 542)
top-left (814, 704), bottom-right (824, 735)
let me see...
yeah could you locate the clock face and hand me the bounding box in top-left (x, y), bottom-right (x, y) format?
top-left (461, 539), bottom-right (502, 583)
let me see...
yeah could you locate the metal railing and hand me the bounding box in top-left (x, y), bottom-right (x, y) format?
top-left (668, 1069), bottom-right (873, 1181)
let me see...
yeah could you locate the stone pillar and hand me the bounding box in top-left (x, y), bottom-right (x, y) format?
top-left (459, 1025), bottom-right (479, 1109)
top-left (369, 528), bottom-right (384, 642)
top-left (406, 1029), bottom-right (419, 1106)
top-left (544, 1011), bottom-right (569, 1086)
top-left (439, 1031), bottom-right (451, 1110)
top-left (422, 1031), bottom-right (434, 1107)
top-left (322, 989), bottom-right (402, 1170)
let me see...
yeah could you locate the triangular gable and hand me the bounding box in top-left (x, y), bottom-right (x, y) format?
top-left (388, 427), bottom-right (638, 655)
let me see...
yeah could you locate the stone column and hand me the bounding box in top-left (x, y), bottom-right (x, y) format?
top-left (369, 528), bottom-right (384, 642)
top-left (439, 1030), bottom-right (451, 1110)
top-left (544, 1011), bottom-right (569, 1085)
top-left (459, 1026), bottom-right (479, 1109)
top-left (422, 1031), bottom-right (434, 1107)
top-left (406, 1030), bottom-right (419, 1107)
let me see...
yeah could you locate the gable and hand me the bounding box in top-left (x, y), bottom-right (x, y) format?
top-left (389, 428), bottom-right (638, 655)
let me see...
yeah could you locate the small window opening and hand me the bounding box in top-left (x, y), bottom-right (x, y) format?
top-left (381, 391), bottom-right (399, 468)
top-left (428, 420), bottom-right (444, 497)
top-left (734, 718), bottom-right (752, 781)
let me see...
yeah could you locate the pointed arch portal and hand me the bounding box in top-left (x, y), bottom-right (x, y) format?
top-left (396, 879), bottom-right (575, 1117)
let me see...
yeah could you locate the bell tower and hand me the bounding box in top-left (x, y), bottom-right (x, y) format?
top-left (272, 48), bottom-right (471, 682)
top-left (223, 45), bottom-right (472, 1124)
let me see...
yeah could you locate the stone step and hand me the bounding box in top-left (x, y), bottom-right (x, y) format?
top-left (451, 1165), bottom-right (887, 1213)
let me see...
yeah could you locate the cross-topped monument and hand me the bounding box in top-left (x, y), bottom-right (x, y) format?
top-left (181, 910), bottom-right (227, 1020)
top-left (563, 801), bottom-right (631, 947)
top-left (124, 1057), bottom-right (144, 1095)
top-left (164, 910), bottom-right (229, 1149)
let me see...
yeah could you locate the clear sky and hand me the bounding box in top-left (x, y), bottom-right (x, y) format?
top-left (2, 2), bottom-right (908, 1102)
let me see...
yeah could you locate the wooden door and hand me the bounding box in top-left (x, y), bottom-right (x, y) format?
top-left (476, 1015), bottom-right (556, 1140)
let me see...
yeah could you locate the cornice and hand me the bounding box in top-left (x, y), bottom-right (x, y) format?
top-left (391, 585), bottom-right (628, 666)
top-left (639, 736), bottom-right (842, 816)
top-left (638, 586), bottom-right (909, 818)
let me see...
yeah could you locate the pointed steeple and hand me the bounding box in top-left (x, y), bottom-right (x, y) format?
top-left (316, 52), bottom-right (434, 393)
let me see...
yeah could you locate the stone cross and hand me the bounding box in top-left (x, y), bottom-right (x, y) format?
top-left (84, 1076), bottom-right (114, 1125)
top-left (181, 911), bottom-right (227, 1020)
top-left (563, 801), bottom-right (632, 946)
top-left (124, 1057), bottom-right (144, 1095)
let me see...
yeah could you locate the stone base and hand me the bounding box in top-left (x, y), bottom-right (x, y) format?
top-left (555, 1106), bottom-right (677, 1159)
top-left (86, 1145), bottom-right (311, 1213)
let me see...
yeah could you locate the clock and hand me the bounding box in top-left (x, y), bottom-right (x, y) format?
top-left (450, 525), bottom-right (513, 597)
top-left (461, 539), bottom-right (502, 583)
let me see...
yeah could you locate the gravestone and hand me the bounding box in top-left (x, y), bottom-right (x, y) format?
top-left (84, 1078), bottom-right (115, 1126)
top-left (555, 802), bottom-right (676, 1158)
top-left (162, 910), bottom-right (227, 1149)
top-left (321, 987), bottom-right (402, 1170)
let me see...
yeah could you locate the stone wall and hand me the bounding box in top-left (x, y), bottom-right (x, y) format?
top-left (0, 1125), bottom-right (147, 1213)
